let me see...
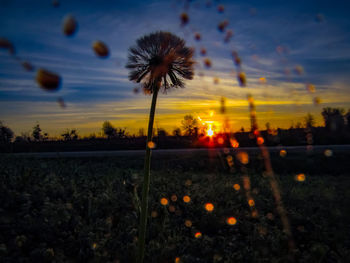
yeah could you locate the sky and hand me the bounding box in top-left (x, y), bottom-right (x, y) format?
top-left (1, 0), bottom-right (350, 137)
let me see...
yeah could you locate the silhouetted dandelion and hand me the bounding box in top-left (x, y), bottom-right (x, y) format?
top-left (62, 15), bottom-right (77, 36)
top-left (0, 38), bottom-right (15, 55)
top-left (180, 13), bottom-right (189, 26)
top-left (237, 72), bottom-right (247, 87)
top-left (218, 20), bottom-right (229, 32)
top-left (217, 5), bottom-right (224, 13)
top-left (224, 30), bottom-right (233, 43)
top-left (21, 61), bottom-right (34, 71)
top-left (126, 31), bottom-right (194, 263)
top-left (93, 41), bottom-right (110, 58)
top-left (194, 32), bottom-right (201, 41)
top-left (36, 68), bottom-right (61, 91)
top-left (203, 58), bottom-right (212, 68)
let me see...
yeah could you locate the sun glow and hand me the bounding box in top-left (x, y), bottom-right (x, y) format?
top-left (207, 125), bottom-right (214, 137)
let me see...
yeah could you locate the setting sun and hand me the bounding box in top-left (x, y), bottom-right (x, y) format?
top-left (207, 125), bottom-right (214, 137)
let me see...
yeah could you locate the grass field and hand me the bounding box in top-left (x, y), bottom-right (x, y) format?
top-left (0, 149), bottom-right (350, 262)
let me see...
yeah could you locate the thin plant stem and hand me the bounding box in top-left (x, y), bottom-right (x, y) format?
top-left (136, 85), bottom-right (159, 263)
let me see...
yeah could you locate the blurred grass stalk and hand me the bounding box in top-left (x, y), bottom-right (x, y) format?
top-left (137, 87), bottom-right (159, 263)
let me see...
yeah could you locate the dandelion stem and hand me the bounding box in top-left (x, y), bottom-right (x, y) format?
top-left (137, 85), bottom-right (159, 263)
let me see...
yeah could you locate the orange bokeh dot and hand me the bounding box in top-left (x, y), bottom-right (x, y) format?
top-left (233, 184), bottom-right (240, 191)
top-left (248, 199), bottom-right (255, 207)
top-left (280, 149), bottom-right (287, 157)
top-left (183, 195), bottom-right (191, 203)
top-left (230, 139), bottom-right (239, 148)
top-left (295, 173), bottom-right (306, 182)
top-left (160, 198), bottom-right (168, 206)
top-left (217, 137), bottom-right (224, 144)
top-left (151, 211), bottom-right (158, 218)
top-left (175, 257), bottom-right (181, 263)
top-left (257, 137), bottom-right (264, 145)
top-left (171, 194), bottom-right (178, 202)
top-left (194, 232), bottom-right (202, 238)
top-left (226, 217), bottom-right (237, 225)
top-left (237, 152), bottom-right (249, 164)
top-left (204, 203), bottom-right (214, 212)
top-left (169, 205), bottom-right (176, 212)
top-left (185, 220), bottom-right (192, 227)
top-left (147, 141), bottom-right (156, 149)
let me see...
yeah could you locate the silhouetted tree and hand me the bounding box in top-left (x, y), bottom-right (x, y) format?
top-left (304, 113), bottom-right (316, 128)
top-left (181, 115), bottom-right (198, 136)
top-left (0, 121), bottom-right (14, 143)
top-left (138, 128), bottom-right (145, 137)
top-left (346, 109), bottom-right (350, 129)
top-left (61, 129), bottom-right (78, 141)
top-left (102, 121), bottom-right (116, 139)
top-left (126, 31), bottom-right (194, 263)
top-left (173, 127), bottom-right (181, 136)
top-left (32, 123), bottom-right (42, 141)
top-left (322, 107), bottom-right (345, 131)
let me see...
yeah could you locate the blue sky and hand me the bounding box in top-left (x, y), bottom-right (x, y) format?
top-left (1, 0), bottom-right (350, 136)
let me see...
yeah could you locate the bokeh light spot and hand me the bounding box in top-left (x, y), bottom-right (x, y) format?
top-left (324, 149), bottom-right (333, 157)
top-left (185, 220), bottom-right (192, 227)
top-left (147, 141), bottom-right (156, 149)
top-left (169, 205), bottom-right (176, 213)
top-left (194, 232), bottom-right (202, 238)
top-left (204, 203), bottom-right (214, 212)
top-left (295, 173), bottom-right (306, 182)
top-left (160, 198), bottom-right (168, 206)
top-left (236, 152), bottom-right (249, 164)
top-left (171, 194), bottom-right (178, 202)
top-left (226, 217), bottom-right (237, 225)
top-left (233, 184), bottom-right (240, 191)
top-left (280, 149), bottom-right (287, 157)
top-left (248, 199), bottom-right (255, 207)
top-left (151, 211), bottom-right (158, 218)
top-left (183, 195), bottom-right (191, 203)
top-left (257, 137), bottom-right (264, 145)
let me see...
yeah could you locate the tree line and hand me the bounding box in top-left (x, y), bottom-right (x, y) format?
top-left (1, 107), bottom-right (350, 145)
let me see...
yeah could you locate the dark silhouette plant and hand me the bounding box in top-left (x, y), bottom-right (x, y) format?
top-left (126, 31), bottom-right (194, 263)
